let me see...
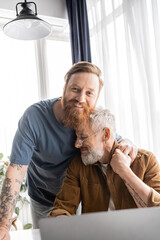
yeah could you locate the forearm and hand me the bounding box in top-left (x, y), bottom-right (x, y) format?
top-left (121, 168), bottom-right (150, 208)
top-left (0, 163), bottom-right (28, 230)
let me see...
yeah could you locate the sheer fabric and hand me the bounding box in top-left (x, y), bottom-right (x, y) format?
top-left (87, 0), bottom-right (160, 158)
top-left (0, 31), bottom-right (38, 156)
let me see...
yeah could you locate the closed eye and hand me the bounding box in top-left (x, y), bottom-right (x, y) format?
top-left (76, 135), bottom-right (88, 140)
top-left (81, 136), bottom-right (88, 139)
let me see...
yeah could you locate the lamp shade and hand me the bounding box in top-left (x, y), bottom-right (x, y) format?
top-left (3, 1), bottom-right (51, 40)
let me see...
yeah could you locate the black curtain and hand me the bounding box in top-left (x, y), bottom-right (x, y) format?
top-left (66, 0), bottom-right (91, 64)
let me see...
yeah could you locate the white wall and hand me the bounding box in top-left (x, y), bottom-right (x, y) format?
top-left (0, 0), bottom-right (67, 19)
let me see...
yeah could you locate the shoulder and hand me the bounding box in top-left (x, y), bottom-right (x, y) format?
top-left (20, 98), bottom-right (57, 123)
top-left (137, 149), bottom-right (157, 161)
top-left (67, 153), bottom-right (87, 174)
top-left (25, 98), bottom-right (56, 115)
top-left (68, 153), bottom-right (84, 169)
top-left (67, 153), bottom-right (97, 177)
top-left (133, 149), bottom-right (160, 170)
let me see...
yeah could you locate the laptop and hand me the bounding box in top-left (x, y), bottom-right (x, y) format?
top-left (39, 207), bottom-right (160, 240)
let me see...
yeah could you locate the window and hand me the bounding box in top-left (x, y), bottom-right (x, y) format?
top-left (0, 30), bottom-right (38, 155)
top-left (46, 39), bottom-right (72, 98)
top-left (0, 15), bottom-right (71, 156)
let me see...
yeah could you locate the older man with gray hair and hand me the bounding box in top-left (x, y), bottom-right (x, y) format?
top-left (49, 108), bottom-right (160, 216)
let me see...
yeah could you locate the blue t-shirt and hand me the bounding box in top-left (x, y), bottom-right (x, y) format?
top-left (10, 98), bottom-right (78, 206)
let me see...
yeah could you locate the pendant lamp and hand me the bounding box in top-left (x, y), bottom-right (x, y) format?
top-left (3, 0), bottom-right (51, 40)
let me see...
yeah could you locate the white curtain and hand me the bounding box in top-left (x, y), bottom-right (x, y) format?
top-left (0, 30), bottom-right (39, 157)
top-left (87, 0), bottom-right (160, 159)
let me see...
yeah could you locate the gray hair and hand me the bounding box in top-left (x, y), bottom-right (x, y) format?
top-left (89, 107), bottom-right (116, 136)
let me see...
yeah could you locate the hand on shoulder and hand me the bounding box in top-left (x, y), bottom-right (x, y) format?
top-left (117, 138), bottom-right (138, 162)
top-left (111, 148), bottom-right (132, 178)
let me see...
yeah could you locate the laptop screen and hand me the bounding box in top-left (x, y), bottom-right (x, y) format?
top-left (39, 207), bottom-right (160, 240)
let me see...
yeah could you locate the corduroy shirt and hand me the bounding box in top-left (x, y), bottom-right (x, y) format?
top-left (49, 141), bottom-right (160, 216)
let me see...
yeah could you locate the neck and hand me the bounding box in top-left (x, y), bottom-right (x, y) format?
top-left (53, 99), bottom-right (65, 123)
top-left (99, 138), bottom-right (115, 164)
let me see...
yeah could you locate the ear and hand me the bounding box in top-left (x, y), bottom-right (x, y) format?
top-left (103, 128), bottom-right (111, 143)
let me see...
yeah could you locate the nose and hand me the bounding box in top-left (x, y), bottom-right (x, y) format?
top-left (75, 138), bottom-right (82, 148)
top-left (76, 91), bottom-right (86, 103)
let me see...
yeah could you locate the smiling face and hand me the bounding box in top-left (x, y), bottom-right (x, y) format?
top-left (75, 126), bottom-right (105, 165)
top-left (61, 72), bottom-right (99, 129)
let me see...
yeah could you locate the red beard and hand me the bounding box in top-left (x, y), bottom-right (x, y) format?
top-left (61, 99), bottom-right (93, 130)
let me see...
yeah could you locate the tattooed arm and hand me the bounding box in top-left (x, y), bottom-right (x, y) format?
top-left (0, 163), bottom-right (28, 240)
top-left (122, 176), bottom-right (150, 207)
top-left (110, 149), bottom-right (150, 208)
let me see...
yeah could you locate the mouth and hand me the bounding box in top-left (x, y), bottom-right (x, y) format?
top-left (74, 103), bottom-right (84, 110)
top-left (80, 147), bottom-right (89, 155)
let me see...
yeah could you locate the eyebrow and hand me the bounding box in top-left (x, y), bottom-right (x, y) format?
top-left (81, 135), bottom-right (89, 138)
top-left (70, 84), bottom-right (79, 87)
top-left (87, 87), bottom-right (95, 92)
top-left (70, 84), bottom-right (95, 92)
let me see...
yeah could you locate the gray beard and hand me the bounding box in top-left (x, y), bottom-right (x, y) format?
top-left (81, 149), bottom-right (104, 166)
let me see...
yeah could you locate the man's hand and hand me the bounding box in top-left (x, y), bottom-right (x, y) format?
top-left (117, 138), bottom-right (138, 162)
top-left (0, 227), bottom-right (10, 240)
top-left (111, 149), bottom-right (152, 208)
top-left (110, 149), bottom-right (132, 178)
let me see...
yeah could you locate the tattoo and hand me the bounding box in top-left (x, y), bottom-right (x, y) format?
top-left (15, 179), bottom-right (21, 185)
top-left (10, 163), bottom-right (23, 171)
top-left (14, 191), bottom-right (18, 196)
top-left (0, 178), bottom-right (19, 229)
top-left (123, 179), bottom-right (147, 207)
top-left (6, 219), bottom-right (12, 229)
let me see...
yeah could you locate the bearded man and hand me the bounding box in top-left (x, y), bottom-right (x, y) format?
top-left (49, 108), bottom-right (160, 217)
top-left (0, 62), bottom-right (137, 239)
